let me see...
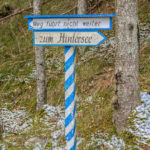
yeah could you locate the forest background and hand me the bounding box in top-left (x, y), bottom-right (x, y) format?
top-left (0, 0), bottom-right (150, 149)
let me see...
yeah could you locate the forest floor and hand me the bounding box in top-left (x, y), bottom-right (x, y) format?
top-left (0, 92), bottom-right (150, 150)
top-left (0, 0), bottom-right (150, 149)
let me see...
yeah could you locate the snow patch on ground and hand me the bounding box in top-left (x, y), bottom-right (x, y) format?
top-left (85, 130), bottom-right (125, 150)
top-left (42, 104), bottom-right (65, 149)
top-left (82, 92), bottom-right (150, 149)
top-left (0, 144), bottom-right (5, 150)
top-left (128, 92), bottom-right (150, 146)
top-left (1, 107), bottom-right (31, 134)
top-left (1, 92), bottom-right (150, 149)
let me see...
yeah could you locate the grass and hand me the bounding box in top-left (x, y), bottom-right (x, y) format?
top-left (139, 0), bottom-right (150, 24)
top-left (0, 0), bottom-right (150, 149)
top-left (139, 42), bottom-right (150, 93)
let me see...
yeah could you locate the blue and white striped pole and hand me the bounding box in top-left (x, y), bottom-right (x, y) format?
top-left (65, 46), bottom-right (77, 150)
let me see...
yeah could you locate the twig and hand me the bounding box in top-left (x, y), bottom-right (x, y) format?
top-left (0, 0), bottom-right (103, 24)
top-left (0, 2), bottom-right (77, 24)
top-left (0, 7), bottom-right (32, 23)
top-left (88, 0), bottom-right (103, 13)
top-left (61, 5), bottom-right (77, 15)
top-left (0, 0), bottom-right (50, 24)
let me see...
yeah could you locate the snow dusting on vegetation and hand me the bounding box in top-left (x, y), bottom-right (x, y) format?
top-left (0, 15), bottom-right (150, 149)
top-left (1, 92), bottom-right (150, 149)
top-left (129, 92), bottom-right (150, 147)
top-left (1, 107), bottom-right (31, 134)
top-left (85, 131), bottom-right (125, 150)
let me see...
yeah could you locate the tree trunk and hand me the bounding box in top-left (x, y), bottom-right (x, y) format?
top-left (33, 0), bottom-right (47, 112)
top-left (0, 109), bottom-right (2, 140)
top-left (77, 0), bottom-right (87, 53)
top-left (113, 0), bottom-right (141, 132)
top-left (77, 0), bottom-right (87, 14)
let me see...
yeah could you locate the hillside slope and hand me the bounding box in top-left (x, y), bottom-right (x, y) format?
top-left (0, 0), bottom-right (150, 149)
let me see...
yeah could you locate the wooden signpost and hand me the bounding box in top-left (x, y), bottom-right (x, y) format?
top-left (25, 14), bottom-right (116, 150)
top-left (34, 31), bottom-right (106, 46)
top-left (27, 14), bottom-right (114, 30)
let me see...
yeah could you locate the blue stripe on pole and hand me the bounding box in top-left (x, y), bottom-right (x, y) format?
top-left (65, 46), bottom-right (76, 150)
top-left (65, 122), bottom-right (76, 141)
top-left (65, 50), bottom-right (76, 72)
top-left (65, 84), bottom-right (76, 109)
top-left (65, 71), bottom-right (76, 91)
top-left (65, 103), bottom-right (76, 127)
top-left (70, 140), bottom-right (76, 150)
top-left (65, 46), bottom-right (71, 54)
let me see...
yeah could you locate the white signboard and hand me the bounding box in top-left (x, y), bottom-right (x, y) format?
top-left (29, 18), bottom-right (111, 30)
top-left (34, 31), bottom-right (106, 46)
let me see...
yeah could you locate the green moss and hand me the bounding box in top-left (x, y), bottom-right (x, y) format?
top-left (120, 131), bottom-right (137, 146)
top-left (45, 142), bottom-right (53, 149)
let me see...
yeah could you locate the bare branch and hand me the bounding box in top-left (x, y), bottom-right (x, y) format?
top-left (0, 0), bottom-right (50, 24)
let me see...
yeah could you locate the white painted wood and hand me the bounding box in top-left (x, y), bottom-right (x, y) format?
top-left (30, 18), bottom-right (110, 30)
top-left (34, 32), bottom-right (105, 46)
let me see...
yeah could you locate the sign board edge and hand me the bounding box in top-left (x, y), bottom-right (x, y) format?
top-left (27, 17), bottom-right (113, 31)
top-left (33, 31), bottom-right (106, 47)
top-left (25, 14), bottom-right (116, 19)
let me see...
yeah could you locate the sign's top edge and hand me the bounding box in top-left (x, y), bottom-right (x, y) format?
top-left (25, 14), bottom-right (116, 19)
